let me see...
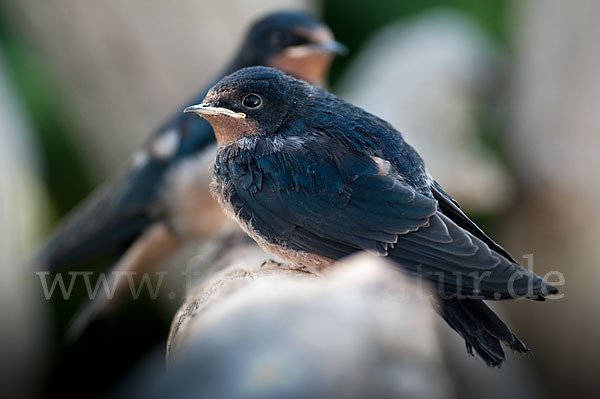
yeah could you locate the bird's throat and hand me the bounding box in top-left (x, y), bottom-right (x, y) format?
top-left (269, 52), bottom-right (333, 87)
top-left (206, 115), bottom-right (261, 147)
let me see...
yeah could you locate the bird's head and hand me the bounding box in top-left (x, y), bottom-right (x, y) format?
top-left (184, 67), bottom-right (309, 146)
top-left (233, 11), bottom-right (347, 86)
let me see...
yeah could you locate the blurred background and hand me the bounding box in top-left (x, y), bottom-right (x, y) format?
top-left (0, 0), bottom-right (599, 397)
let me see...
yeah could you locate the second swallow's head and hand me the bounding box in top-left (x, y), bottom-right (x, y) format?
top-left (184, 67), bottom-right (310, 146)
top-left (235, 11), bottom-right (347, 86)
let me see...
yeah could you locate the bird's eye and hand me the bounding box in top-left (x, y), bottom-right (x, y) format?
top-left (242, 94), bottom-right (262, 108)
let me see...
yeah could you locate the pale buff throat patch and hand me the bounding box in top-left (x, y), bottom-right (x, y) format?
top-left (207, 115), bottom-right (261, 147)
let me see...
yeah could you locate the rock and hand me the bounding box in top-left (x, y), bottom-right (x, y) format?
top-left (133, 254), bottom-right (452, 398)
top-left (502, 0), bottom-right (600, 397)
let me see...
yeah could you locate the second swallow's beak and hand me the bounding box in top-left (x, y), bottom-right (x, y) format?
top-left (284, 39), bottom-right (348, 58)
top-left (311, 39), bottom-right (348, 55)
top-left (183, 103), bottom-right (246, 119)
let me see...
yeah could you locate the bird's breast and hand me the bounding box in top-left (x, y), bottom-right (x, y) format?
top-left (210, 152), bottom-right (335, 274)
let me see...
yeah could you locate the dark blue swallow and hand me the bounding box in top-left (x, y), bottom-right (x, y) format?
top-left (37, 11), bottom-right (346, 272)
top-left (184, 66), bottom-right (559, 367)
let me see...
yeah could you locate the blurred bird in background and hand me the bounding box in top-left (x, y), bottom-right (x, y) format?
top-left (34, 11), bottom-right (346, 337)
top-left (184, 66), bottom-right (558, 367)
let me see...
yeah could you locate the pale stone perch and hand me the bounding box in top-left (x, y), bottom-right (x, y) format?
top-left (158, 253), bottom-right (452, 398)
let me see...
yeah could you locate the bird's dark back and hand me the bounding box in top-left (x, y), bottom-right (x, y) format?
top-left (280, 83), bottom-right (432, 195)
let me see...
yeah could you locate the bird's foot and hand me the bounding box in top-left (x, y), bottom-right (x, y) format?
top-left (260, 259), bottom-right (284, 268)
top-left (260, 258), bottom-right (308, 272)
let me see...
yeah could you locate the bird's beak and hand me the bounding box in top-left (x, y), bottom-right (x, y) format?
top-left (311, 39), bottom-right (348, 55)
top-left (183, 103), bottom-right (246, 119)
top-left (284, 39), bottom-right (348, 58)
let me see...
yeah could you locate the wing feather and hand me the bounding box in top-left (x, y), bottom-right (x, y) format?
top-left (219, 136), bottom-right (556, 299)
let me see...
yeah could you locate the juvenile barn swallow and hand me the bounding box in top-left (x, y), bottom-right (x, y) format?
top-left (36, 12), bottom-right (345, 334)
top-left (185, 66), bottom-right (559, 367)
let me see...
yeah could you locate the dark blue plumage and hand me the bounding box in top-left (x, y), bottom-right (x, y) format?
top-left (187, 66), bottom-right (558, 366)
top-left (38, 11), bottom-right (345, 270)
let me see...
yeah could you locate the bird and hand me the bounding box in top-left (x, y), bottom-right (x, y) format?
top-left (183, 66), bottom-right (559, 367)
top-left (35, 11), bottom-right (346, 336)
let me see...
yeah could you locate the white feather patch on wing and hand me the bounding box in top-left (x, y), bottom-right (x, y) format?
top-left (131, 150), bottom-right (149, 168)
top-left (370, 156), bottom-right (392, 176)
top-left (151, 128), bottom-right (180, 160)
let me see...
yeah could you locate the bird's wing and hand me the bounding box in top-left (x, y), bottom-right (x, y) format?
top-left (221, 137), bottom-right (554, 298)
top-left (218, 138), bottom-right (430, 254)
top-left (37, 158), bottom-right (165, 271)
top-left (429, 180), bottom-right (517, 263)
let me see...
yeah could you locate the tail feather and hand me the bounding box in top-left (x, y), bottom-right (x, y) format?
top-left (439, 298), bottom-right (529, 367)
